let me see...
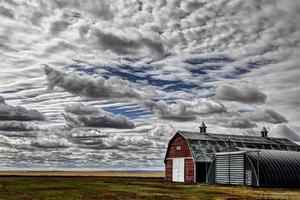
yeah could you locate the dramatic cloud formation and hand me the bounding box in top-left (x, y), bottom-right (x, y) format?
top-left (0, 0), bottom-right (299, 170)
top-left (0, 96), bottom-right (45, 121)
top-left (216, 85), bottom-right (267, 104)
top-left (44, 65), bottom-right (142, 99)
top-left (0, 96), bottom-right (46, 133)
top-left (0, 105), bottom-right (45, 121)
top-left (63, 103), bottom-right (135, 129)
top-left (145, 99), bottom-right (227, 121)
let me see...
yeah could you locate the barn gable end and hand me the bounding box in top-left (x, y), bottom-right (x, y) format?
top-left (165, 133), bottom-right (192, 159)
top-left (164, 132), bottom-right (195, 183)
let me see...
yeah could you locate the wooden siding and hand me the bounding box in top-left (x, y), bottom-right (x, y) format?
top-left (165, 159), bottom-right (172, 181)
top-left (165, 133), bottom-right (195, 183)
top-left (166, 134), bottom-right (192, 158)
top-left (185, 158), bottom-right (195, 183)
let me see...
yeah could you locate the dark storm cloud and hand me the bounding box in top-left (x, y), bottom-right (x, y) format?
top-left (216, 85), bottom-right (267, 104)
top-left (0, 97), bottom-right (45, 121)
top-left (144, 99), bottom-right (226, 121)
top-left (92, 29), bottom-right (164, 56)
top-left (43, 65), bottom-right (141, 99)
top-left (63, 103), bottom-right (135, 129)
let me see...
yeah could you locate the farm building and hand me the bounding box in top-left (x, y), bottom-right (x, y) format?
top-left (164, 122), bottom-right (300, 184)
top-left (206, 149), bottom-right (300, 187)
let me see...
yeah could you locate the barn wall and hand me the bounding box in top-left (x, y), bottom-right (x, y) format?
top-left (165, 159), bottom-right (172, 181)
top-left (166, 134), bottom-right (192, 158)
top-left (165, 133), bottom-right (195, 183)
top-left (185, 158), bottom-right (195, 183)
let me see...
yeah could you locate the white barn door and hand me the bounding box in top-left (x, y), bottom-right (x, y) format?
top-left (172, 158), bottom-right (185, 182)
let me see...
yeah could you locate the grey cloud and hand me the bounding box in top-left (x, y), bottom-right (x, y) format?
top-left (0, 131), bottom-right (37, 138)
top-left (43, 65), bottom-right (141, 99)
top-left (69, 134), bottom-right (153, 150)
top-left (63, 103), bottom-right (135, 129)
top-left (106, 135), bottom-right (154, 149)
top-left (145, 99), bottom-right (227, 121)
top-left (45, 40), bottom-right (75, 53)
top-left (0, 96), bottom-right (5, 104)
top-left (216, 85), bottom-right (267, 104)
top-left (0, 0), bottom-right (299, 170)
top-left (92, 29), bottom-right (164, 56)
top-left (217, 108), bottom-right (288, 129)
top-left (0, 96), bottom-right (46, 133)
top-left (68, 128), bottom-right (108, 138)
top-left (0, 121), bottom-right (44, 131)
top-left (49, 20), bottom-right (71, 35)
top-left (219, 118), bottom-right (257, 129)
top-left (0, 99), bottom-right (45, 121)
top-left (64, 103), bottom-right (99, 115)
top-left (68, 134), bottom-right (113, 150)
top-left (271, 124), bottom-right (300, 142)
top-left (51, 0), bottom-right (114, 20)
top-left (31, 138), bottom-right (71, 148)
top-left (148, 124), bottom-right (176, 139)
top-left (247, 109), bottom-right (288, 124)
top-left (0, 135), bottom-right (33, 150)
top-left (0, 5), bottom-right (15, 19)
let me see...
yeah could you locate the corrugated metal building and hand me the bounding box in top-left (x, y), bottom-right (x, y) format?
top-left (207, 149), bottom-right (300, 187)
top-left (164, 122), bottom-right (300, 185)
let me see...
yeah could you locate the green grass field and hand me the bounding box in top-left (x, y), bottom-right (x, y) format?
top-left (0, 176), bottom-right (299, 200)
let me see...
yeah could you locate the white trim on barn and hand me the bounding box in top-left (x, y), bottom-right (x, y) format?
top-left (165, 157), bottom-right (193, 160)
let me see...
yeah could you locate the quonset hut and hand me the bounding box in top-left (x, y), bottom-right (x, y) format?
top-left (164, 122), bottom-right (300, 185)
top-left (206, 149), bottom-right (300, 187)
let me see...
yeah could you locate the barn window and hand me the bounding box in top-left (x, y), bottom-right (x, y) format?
top-left (176, 146), bottom-right (181, 150)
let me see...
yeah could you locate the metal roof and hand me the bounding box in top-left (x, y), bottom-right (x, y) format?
top-left (177, 131), bottom-right (300, 162)
top-left (244, 149), bottom-right (300, 187)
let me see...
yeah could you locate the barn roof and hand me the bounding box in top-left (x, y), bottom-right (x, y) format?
top-left (177, 131), bottom-right (300, 162)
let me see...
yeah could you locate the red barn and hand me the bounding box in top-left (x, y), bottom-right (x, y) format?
top-left (164, 122), bottom-right (300, 184)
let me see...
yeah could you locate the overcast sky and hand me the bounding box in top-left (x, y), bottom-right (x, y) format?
top-left (0, 0), bottom-right (300, 171)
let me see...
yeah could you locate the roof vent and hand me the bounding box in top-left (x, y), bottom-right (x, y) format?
top-left (261, 126), bottom-right (268, 138)
top-left (199, 121), bottom-right (207, 134)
